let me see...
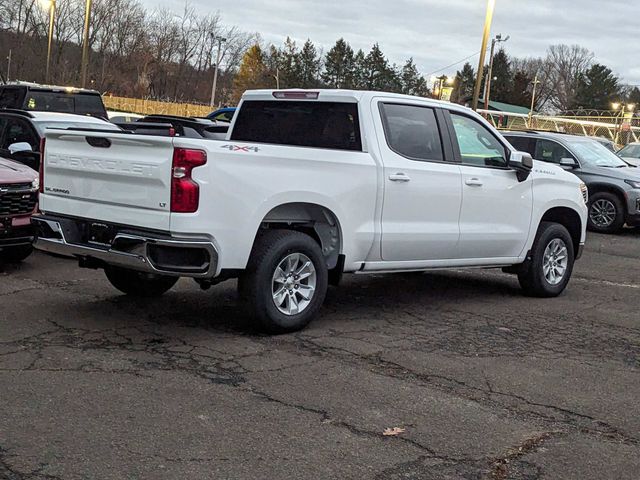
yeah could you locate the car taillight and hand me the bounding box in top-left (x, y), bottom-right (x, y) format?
top-left (171, 148), bottom-right (207, 213)
top-left (39, 137), bottom-right (45, 194)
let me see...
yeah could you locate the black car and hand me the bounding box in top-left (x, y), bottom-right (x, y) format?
top-left (135, 115), bottom-right (228, 139)
top-left (0, 82), bottom-right (108, 119)
top-left (504, 131), bottom-right (640, 233)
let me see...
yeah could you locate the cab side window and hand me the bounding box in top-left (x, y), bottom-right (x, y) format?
top-left (533, 139), bottom-right (574, 164)
top-left (450, 113), bottom-right (507, 168)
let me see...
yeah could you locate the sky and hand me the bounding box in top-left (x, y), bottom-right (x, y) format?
top-left (147, 0), bottom-right (640, 85)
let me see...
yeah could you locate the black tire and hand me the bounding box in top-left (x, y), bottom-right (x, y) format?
top-left (587, 192), bottom-right (625, 233)
top-left (239, 230), bottom-right (328, 334)
top-left (104, 266), bottom-right (178, 297)
top-left (0, 245), bottom-right (33, 263)
top-left (518, 222), bottom-right (575, 298)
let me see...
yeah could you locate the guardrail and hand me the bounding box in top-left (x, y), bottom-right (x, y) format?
top-left (103, 95), bottom-right (211, 118)
top-left (479, 110), bottom-right (640, 146)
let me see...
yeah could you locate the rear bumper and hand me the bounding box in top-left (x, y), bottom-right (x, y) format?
top-left (32, 214), bottom-right (218, 278)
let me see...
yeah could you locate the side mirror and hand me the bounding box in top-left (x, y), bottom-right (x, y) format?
top-left (559, 157), bottom-right (578, 168)
top-left (509, 151), bottom-right (533, 181)
top-left (8, 142), bottom-right (33, 154)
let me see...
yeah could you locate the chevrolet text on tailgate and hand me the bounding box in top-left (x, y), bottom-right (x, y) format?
top-left (33, 90), bottom-right (588, 333)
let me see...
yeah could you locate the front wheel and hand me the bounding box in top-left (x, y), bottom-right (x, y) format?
top-left (104, 266), bottom-right (178, 297)
top-left (239, 230), bottom-right (328, 334)
top-left (518, 222), bottom-right (575, 297)
top-left (587, 192), bottom-right (625, 233)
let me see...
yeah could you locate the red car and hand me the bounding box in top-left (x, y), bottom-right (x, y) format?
top-left (0, 156), bottom-right (38, 263)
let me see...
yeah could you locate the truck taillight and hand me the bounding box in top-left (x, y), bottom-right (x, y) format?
top-left (171, 148), bottom-right (207, 213)
top-left (39, 137), bottom-right (45, 194)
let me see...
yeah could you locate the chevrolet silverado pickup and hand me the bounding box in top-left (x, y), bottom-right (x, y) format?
top-left (33, 90), bottom-right (588, 332)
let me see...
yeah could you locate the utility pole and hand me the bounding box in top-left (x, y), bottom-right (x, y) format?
top-left (472, 0), bottom-right (496, 111)
top-left (6, 50), bottom-right (11, 82)
top-left (528, 74), bottom-right (540, 128)
top-left (45, 0), bottom-right (56, 84)
top-left (209, 35), bottom-right (226, 108)
top-left (80, 0), bottom-right (92, 88)
top-left (484, 33), bottom-right (509, 110)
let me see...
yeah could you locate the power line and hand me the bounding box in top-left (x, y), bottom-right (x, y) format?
top-left (424, 46), bottom-right (491, 77)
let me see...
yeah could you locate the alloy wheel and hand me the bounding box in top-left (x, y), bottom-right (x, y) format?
top-left (271, 253), bottom-right (317, 315)
top-left (542, 238), bottom-right (568, 286)
top-left (589, 199), bottom-right (616, 228)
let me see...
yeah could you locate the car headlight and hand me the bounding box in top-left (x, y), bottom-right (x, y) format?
top-left (579, 183), bottom-right (588, 203)
top-left (624, 179), bottom-right (640, 189)
top-left (31, 177), bottom-right (39, 191)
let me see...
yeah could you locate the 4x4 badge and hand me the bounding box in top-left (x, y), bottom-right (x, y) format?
top-left (220, 144), bottom-right (259, 152)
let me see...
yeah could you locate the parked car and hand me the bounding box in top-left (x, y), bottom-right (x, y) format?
top-left (0, 156), bottom-right (38, 263)
top-left (503, 131), bottom-right (640, 233)
top-left (107, 111), bottom-right (144, 123)
top-left (34, 90), bottom-right (587, 333)
top-left (616, 142), bottom-right (640, 167)
top-left (136, 114), bottom-right (228, 139)
top-left (589, 136), bottom-right (617, 153)
top-left (0, 110), bottom-right (118, 170)
top-left (0, 82), bottom-right (108, 119)
top-left (207, 107), bottom-right (236, 123)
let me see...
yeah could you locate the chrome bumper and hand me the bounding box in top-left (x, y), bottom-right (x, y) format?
top-left (33, 215), bottom-right (218, 278)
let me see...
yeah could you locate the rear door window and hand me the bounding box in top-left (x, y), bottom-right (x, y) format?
top-left (231, 100), bottom-right (362, 151)
top-left (379, 103), bottom-right (444, 161)
top-left (1, 118), bottom-right (39, 151)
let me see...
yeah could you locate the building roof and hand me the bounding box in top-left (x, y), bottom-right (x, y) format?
top-left (480, 99), bottom-right (532, 115)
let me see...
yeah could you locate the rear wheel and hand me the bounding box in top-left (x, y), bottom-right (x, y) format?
top-left (0, 245), bottom-right (33, 263)
top-left (239, 230), bottom-right (328, 334)
top-left (104, 266), bottom-right (178, 297)
top-left (587, 192), bottom-right (625, 233)
top-left (518, 222), bottom-right (575, 297)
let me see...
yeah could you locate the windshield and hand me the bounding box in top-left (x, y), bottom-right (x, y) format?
top-left (618, 144), bottom-right (640, 158)
top-left (565, 138), bottom-right (628, 168)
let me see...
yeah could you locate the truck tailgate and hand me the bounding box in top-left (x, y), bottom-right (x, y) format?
top-left (40, 129), bottom-right (174, 231)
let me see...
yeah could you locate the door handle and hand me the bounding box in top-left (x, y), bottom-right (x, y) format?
top-left (465, 178), bottom-right (483, 187)
top-left (389, 173), bottom-right (411, 182)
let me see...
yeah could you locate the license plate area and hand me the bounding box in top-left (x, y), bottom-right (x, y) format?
top-left (86, 222), bottom-right (117, 247)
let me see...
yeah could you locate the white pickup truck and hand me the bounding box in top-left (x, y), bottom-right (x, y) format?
top-left (34, 90), bottom-right (588, 332)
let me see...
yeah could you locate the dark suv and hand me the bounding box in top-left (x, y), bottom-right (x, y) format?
top-left (503, 131), bottom-right (640, 233)
top-left (0, 83), bottom-right (107, 119)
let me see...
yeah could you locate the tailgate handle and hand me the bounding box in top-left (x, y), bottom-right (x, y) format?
top-left (86, 137), bottom-right (112, 148)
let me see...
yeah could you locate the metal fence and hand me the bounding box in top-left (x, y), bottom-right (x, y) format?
top-left (479, 110), bottom-right (640, 147)
top-left (103, 95), bottom-right (211, 118)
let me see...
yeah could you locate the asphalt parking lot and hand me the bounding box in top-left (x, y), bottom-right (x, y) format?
top-left (1, 230), bottom-right (639, 480)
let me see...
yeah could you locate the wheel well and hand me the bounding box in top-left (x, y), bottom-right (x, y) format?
top-left (588, 184), bottom-right (627, 214)
top-left (540, 207), bottom-right (582, 258)
top-left (256, 203), bottom-right (342, 269)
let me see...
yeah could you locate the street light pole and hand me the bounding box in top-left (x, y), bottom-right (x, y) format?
top-left (45, 0), bottom-right (56, 84)
top-left (472, 0), bottom-right (496, 111)
top-left (80, 0), bottom-right (92, 88)
top-left (484, 33), bottom-right (509, 110)
top-left (209, 36), bottom-right (226, 108)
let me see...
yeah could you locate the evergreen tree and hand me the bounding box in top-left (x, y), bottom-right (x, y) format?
top-left (401, 58), bottom-right (420, 95)
top-left (451, 62), bottom-right (475, 104)
top-left (279, 37), bottom-right (301, 88)
top-left (489, 48), bottom-right (512, 103)
top-left (322, 38), bottom-right (355, 88)
top-left (505, 70), bottom-right (533, 107)
top-left (351, 49), bottom-right (366, 89)
top-left (627, 87), bottom-right (640, 107)
top-left (362, 44), bottom-right (400, 92)
top-left (572, 64), bottom-right (621, 111)
top-left (298, 39), bottom-right (321, 88)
